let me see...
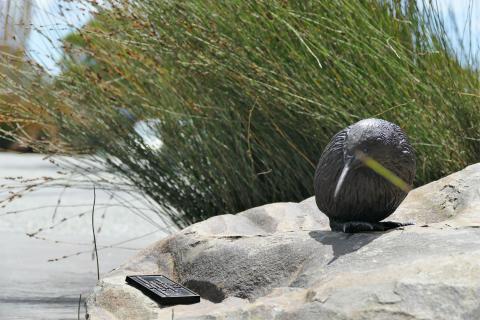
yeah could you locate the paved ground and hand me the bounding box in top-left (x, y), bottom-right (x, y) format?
top-left (0, 152), bottom-right (173, 320)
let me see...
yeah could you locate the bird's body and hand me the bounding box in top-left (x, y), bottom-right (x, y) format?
top-left (314, 118), bottom-right (415, 233)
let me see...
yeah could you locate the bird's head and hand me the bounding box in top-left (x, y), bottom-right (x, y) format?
top-left (334, 118), bottom-right (412, 199)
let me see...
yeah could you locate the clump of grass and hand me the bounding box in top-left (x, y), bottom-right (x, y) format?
top-left (2, 0), bottom-right (479, 227)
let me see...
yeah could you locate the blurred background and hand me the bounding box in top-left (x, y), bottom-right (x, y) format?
top-left (1, 2), bottom-right (172, 319)
top-left (0, 0), bottom-right (479, 319)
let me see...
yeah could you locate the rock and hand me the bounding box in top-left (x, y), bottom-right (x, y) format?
top-left (87, 164), bottom-right (480, 320)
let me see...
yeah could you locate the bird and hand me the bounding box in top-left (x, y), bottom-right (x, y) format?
top-left (314, 118), bottom-right (416, 233)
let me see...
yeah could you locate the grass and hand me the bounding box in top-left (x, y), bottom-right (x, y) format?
top-left (1, 0), bottom-right (479, 227)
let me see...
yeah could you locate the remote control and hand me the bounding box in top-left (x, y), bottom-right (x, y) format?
top-left (126, 275), bottom-right (200, 305)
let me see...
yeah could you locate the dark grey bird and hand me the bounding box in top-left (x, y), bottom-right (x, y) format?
top-left (314, 118), bottom-right (415, 233)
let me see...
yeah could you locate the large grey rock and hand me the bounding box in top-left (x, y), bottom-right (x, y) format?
top-left (87, 164), bottom-right (480, 320)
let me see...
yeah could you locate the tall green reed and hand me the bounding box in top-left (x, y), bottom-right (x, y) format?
top-left (2, 0), bottom-right (479, 226)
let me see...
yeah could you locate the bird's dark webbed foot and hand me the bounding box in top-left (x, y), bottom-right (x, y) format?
top-left (330, 220), bottom-right (413, 233)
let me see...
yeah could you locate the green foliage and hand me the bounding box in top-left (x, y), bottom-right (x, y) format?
top-left (5, 0), bottom-right (480, 227)
top-left (0, 123), bottom-right (14, 148)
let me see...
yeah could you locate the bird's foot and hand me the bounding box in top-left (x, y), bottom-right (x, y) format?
top-left (380, 221), bottom-right (414, 231)
top-left (329, 220), bottom-right (377, 233)
top-left (330, 220), bottom-right (414, 233)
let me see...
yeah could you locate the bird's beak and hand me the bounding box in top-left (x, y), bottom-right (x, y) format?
top-left (334, 157), bottom-right (353, 200)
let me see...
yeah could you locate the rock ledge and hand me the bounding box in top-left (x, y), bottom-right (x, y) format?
top-left (87, 164), bottom-right (480, 320)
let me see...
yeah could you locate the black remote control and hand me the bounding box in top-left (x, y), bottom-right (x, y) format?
top-left (126, 275), bottom-right (200, 305)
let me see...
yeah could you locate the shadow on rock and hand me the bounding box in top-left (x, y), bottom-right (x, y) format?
top-left (183, 279), bottom-right (226, 303)
top-left (309, 231), bottom-right (381, 265)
